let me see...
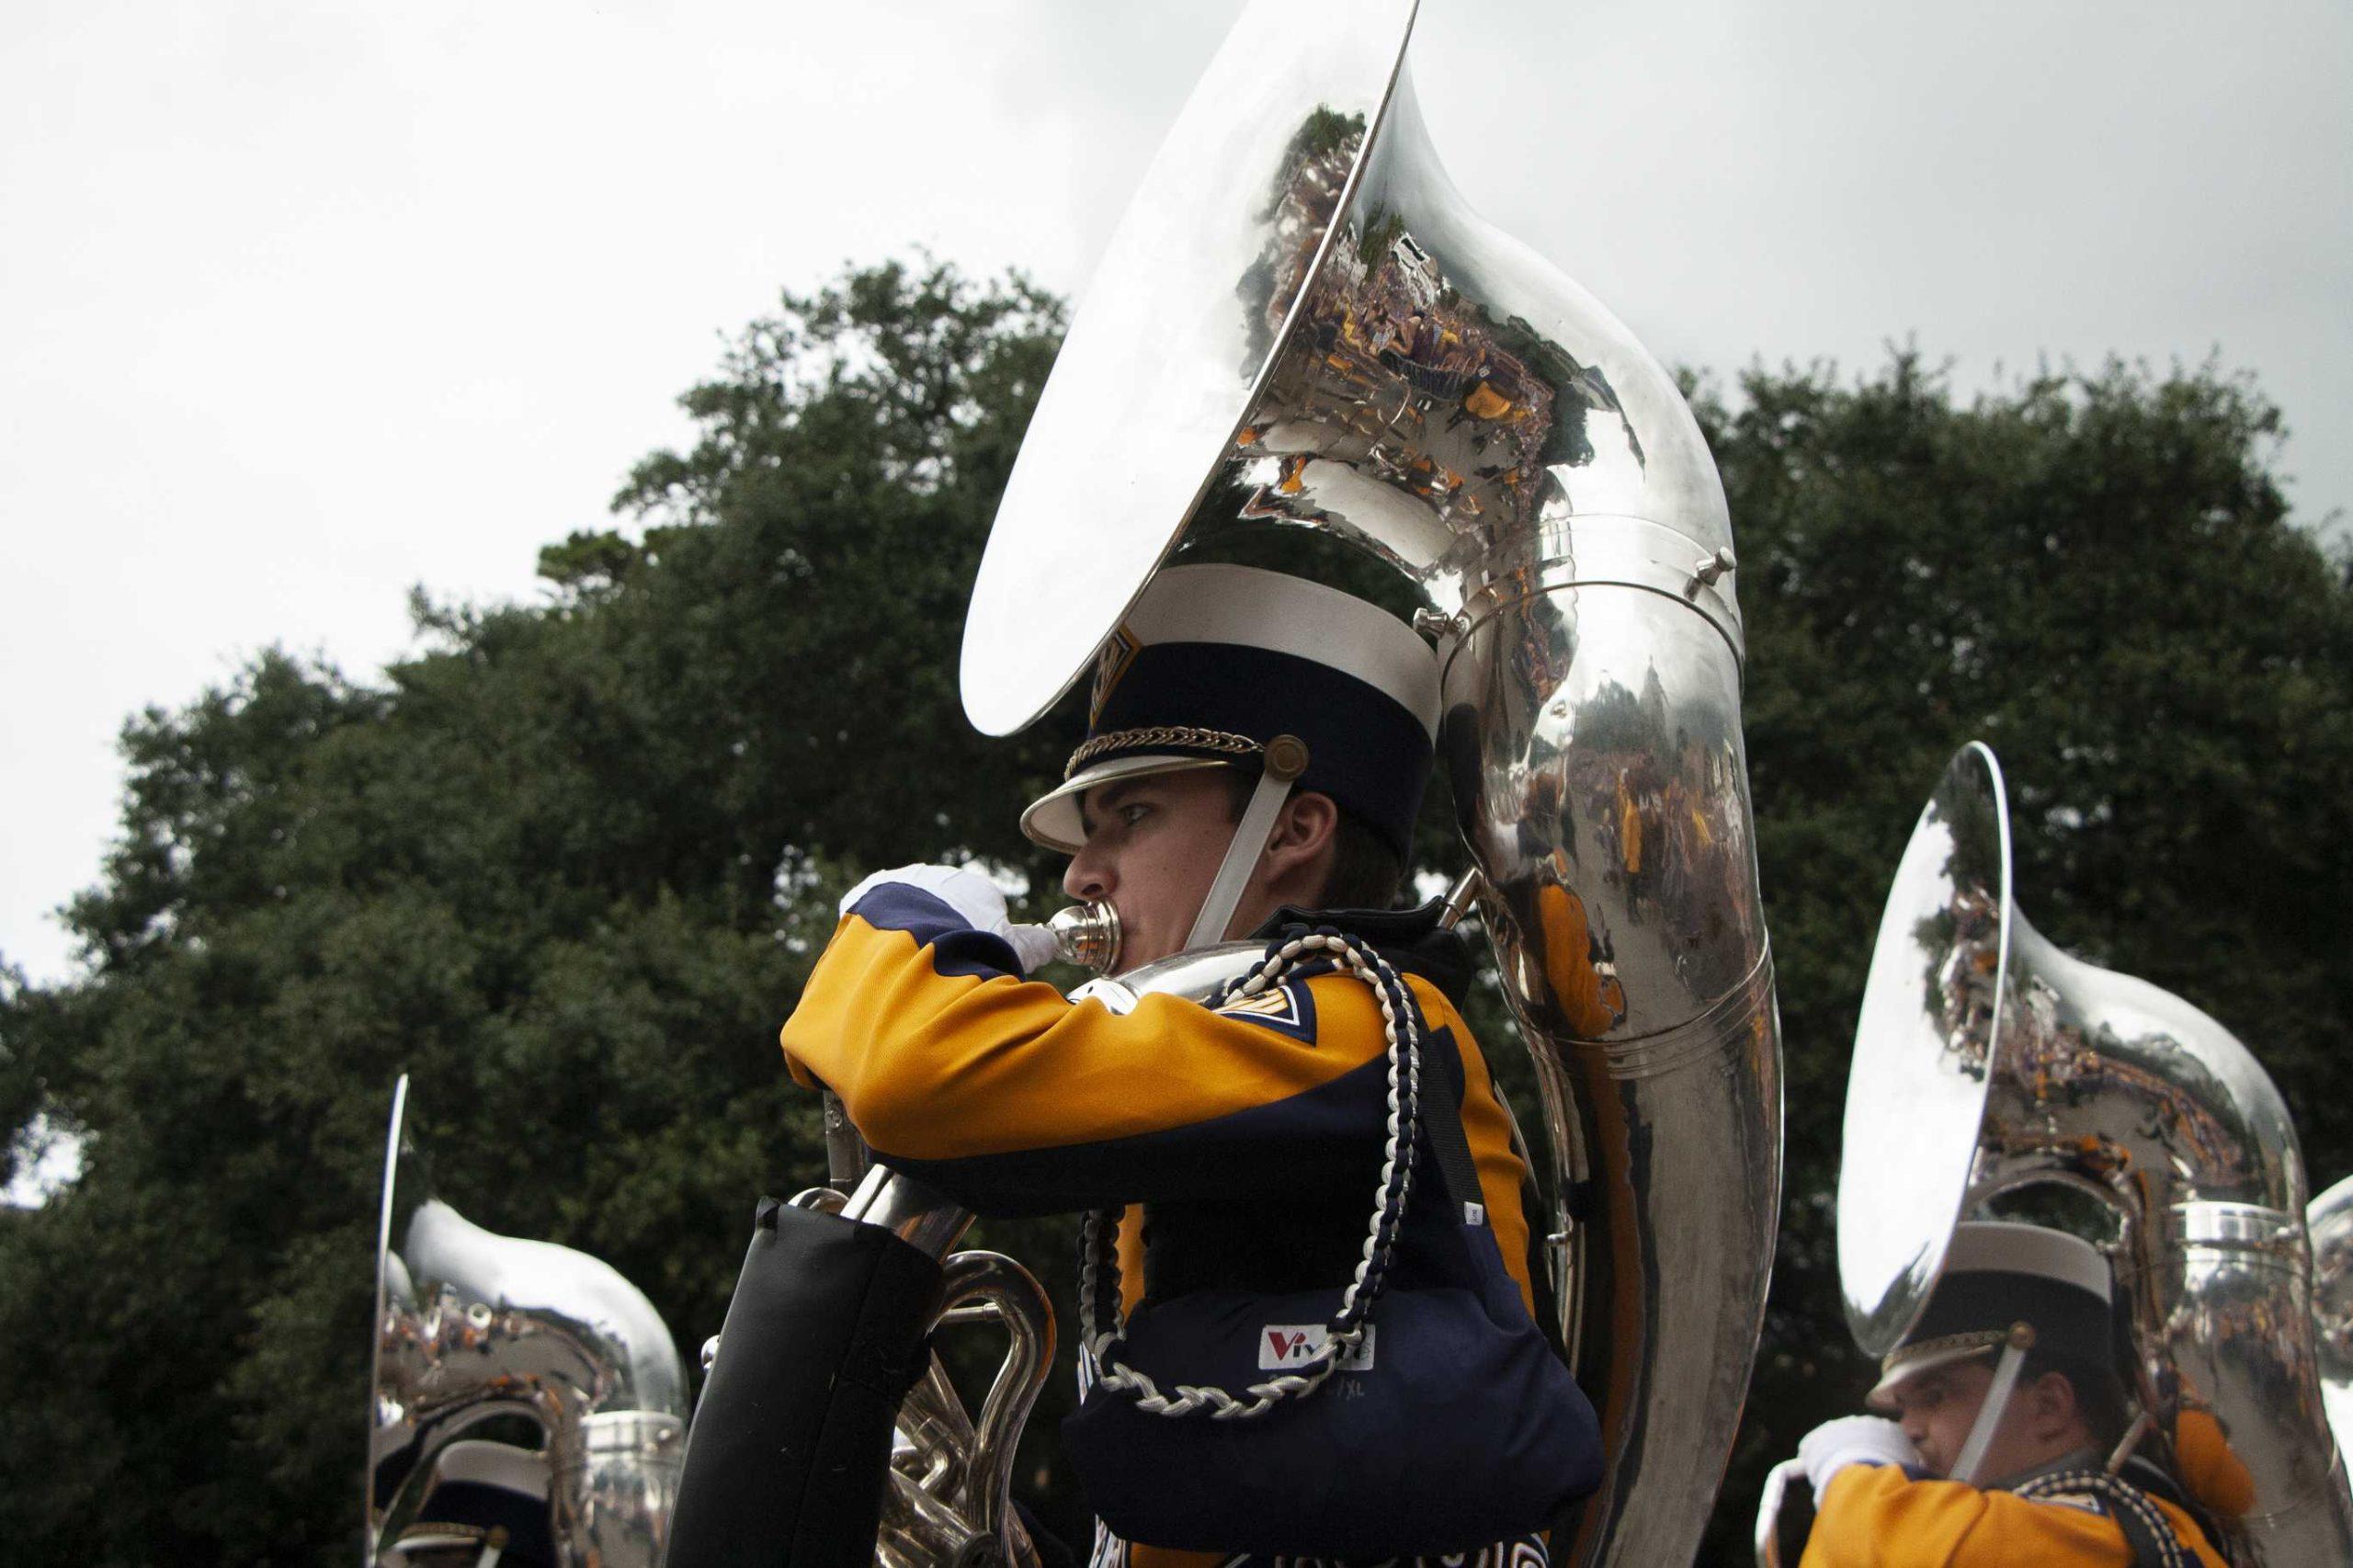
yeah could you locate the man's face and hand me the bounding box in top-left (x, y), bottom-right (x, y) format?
top-left (1882, 1360), bottom-right (1995, 1478)
top-left (1886, 1356), bottom-right (2097, 1483)
top-left (1062, 769), bottom-right (1236, 972)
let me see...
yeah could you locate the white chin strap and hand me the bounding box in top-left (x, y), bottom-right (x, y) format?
top-left (1184, 736), bottom-right (1310, 950)
top-left (1950, 1323), bottom-right (2036, 1485)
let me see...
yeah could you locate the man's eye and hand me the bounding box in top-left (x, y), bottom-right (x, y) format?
top-left (1120, 803), bottom-right (1152, 827)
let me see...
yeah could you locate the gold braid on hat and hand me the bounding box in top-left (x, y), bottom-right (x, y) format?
top-left (1879, 1327), bottom-right (2014, 1380)
top-left (1064, 726), bottom-right (1263, 779)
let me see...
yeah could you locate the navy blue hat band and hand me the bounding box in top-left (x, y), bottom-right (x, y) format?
top-left (1019, 562), bottom-right (1441, 859)
top-left (1077, 640), bottom-right (1432, 857)
top-left (1893, 1271), bottom-right (2116, 1376)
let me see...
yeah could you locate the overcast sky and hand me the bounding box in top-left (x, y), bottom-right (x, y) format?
top-left (5, 0), bottom-right (2347, 984)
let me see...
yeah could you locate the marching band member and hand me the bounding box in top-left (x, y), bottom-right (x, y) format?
top-left (779, 562), bottom-right (1598, 1566)
top-left (1794, 1221), bottom-right (2226, 1567)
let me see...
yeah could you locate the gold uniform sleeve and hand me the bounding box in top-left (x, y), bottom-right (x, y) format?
top-left (1802, 1463), bottom-right (2225, 1567)
top-left (776, 894), bottom-right (1534, 1315)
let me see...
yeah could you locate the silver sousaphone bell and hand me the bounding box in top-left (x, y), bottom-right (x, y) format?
top-left (1836, 743), bottom-right (2353, 1564)
top-left (369, 1075), bottom-right (688, 1567)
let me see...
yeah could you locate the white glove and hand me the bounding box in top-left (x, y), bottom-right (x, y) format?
top-left (840, 863), bottom-right (1060, 973)
top-left (1797, 1415), bottom-right (1919, 1493)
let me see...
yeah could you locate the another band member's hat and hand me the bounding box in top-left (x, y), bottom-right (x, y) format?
top-left (1020, 563), bottom-right (1440, 858)
top-left (391, 1439), bottom-right (559, 1568)
top-left (1868, 1221), bottom-right (2118, 1406)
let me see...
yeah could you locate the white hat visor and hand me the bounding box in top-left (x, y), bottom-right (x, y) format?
top-left (1866, 1338), bottom-right (2004, 1407)
top-left (1019, 754), bottom-right (1238, 853)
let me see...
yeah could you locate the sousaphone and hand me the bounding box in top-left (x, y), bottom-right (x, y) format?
top-left (2305, 1175), bottom-right (2353, 1460)
top-left (369, 1075), bottom-right (688, 1566)
top-left (962, 0), bottom-right (1782, 1560)
top-left (1837, 743), bottom-right (2353, 1562)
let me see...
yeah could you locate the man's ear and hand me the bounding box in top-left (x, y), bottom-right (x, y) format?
top-left (1262, 790), bottom-right (1340, 885)
top-left (2024, 1370), bottom-right (2079, 1440)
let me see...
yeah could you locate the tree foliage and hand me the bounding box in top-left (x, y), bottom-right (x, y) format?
top-left (3, 259), bottom-right (2347, 1563)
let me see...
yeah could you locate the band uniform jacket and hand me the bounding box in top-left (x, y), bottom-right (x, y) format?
top-left (1801, 1460), bottom-right (2228, 1567)
top-left (780, 885), bottom-right (1553, 1566)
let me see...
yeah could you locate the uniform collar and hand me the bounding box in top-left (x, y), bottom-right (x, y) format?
top-left (1990, 1447), bottom-right (2224, 1555)
top-left (1251, 898), bottom-right (1475, 1008)
top-left (1986, 1445), bottom-right (2105, 1492)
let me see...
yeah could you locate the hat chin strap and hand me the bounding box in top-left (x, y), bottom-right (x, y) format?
top-left (1950, 1324), bottom-right (2036, 1485)
top-left (1183, 737), bottom-right (1310, 951)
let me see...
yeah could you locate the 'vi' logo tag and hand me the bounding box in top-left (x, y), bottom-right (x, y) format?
top-left (1257, 1323), bottom-right (1376, 1371)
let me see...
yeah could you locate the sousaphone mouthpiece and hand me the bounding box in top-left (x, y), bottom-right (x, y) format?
top-left (1047, 902), bottom-right (1121, 974)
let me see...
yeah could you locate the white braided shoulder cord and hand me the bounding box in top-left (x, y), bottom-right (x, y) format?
top-left (1078, 928), bottom-right (1422, 1421)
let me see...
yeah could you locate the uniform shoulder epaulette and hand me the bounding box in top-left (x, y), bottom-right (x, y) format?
top-left (1211, 976), bottom-right (1318, 1042)
top-left (2012, 1470), bottom-right (2198, 1568)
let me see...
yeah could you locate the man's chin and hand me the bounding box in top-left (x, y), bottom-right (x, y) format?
top-left (1112, 933), bottom-right (1174, 975)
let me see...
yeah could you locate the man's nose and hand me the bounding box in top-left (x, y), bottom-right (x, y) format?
top-left (1063, 846), bottom-right (1110, 903)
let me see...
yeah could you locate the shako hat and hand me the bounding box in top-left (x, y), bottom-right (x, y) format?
top-left (393, 1438), bottom-right (559, 1567)
top-left (1868, 1220), bottom-right (2117, 1406)
top-left (1020, 563), bottom-right (1440, 857)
